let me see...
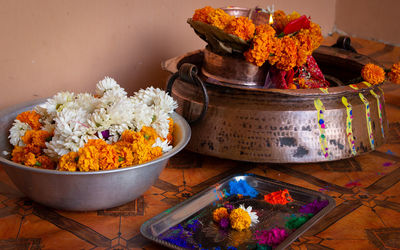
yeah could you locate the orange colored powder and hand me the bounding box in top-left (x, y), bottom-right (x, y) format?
top-left (264, 189), bottom-right (293, 205)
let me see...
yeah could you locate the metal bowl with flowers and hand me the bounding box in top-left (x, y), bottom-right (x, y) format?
top-left (0, 77), bottom-right (190, 211)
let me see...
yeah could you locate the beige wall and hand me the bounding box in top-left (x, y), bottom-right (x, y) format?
top-left (0, 0), bottom-right (335, 109)
top-left (335, 0), bottom-right (400, 45)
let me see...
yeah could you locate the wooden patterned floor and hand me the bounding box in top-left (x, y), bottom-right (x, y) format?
top-left (1, 35), bottom-right (400, 249)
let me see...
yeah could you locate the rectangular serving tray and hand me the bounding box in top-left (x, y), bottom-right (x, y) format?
top-left (140, 174), bottom-right (335, 249)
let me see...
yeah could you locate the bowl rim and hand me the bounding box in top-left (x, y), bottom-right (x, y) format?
top-left (0, 98), bottom-right (191, 176)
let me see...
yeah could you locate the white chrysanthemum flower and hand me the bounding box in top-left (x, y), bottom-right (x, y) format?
top-left (239, 204), bottom-right (259, 225)
top-left (152, 137), bottom-right (172, 152)
top-left (131, 102), bottom-right (154, 131)
top-left (133, 87), bottom-right (177, 114)
top-left (73, 93), bottom-right (99, 113)
top-left (9, 120), bottom-right (31, 146)
top-left (152, 89), bottom-right (178, 114)
top-left (133, 86), bottom-right (158, 106)
top-left (96, 77), bottom-right (127, 97)
top-left (151, 108), bottom-right (170, 138)
top-left (38, 91), bottom-right (75, 116)
top-left (45, 107), bottom-right (96, 158)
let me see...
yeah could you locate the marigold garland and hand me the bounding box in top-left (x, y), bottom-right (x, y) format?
top-left (192, 6), bottom-right (214, 23)
top-left (224, 16), bottom-right (255, 41)
top-left (207, 8), bottom-right (233, 30)
top-left (388, 62), bottom-right (400, 84)
top-left (361, 63), bottom-right (385, 85)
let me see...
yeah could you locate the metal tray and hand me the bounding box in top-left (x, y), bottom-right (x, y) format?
top-left (140, 174), bottom-right (335, 249)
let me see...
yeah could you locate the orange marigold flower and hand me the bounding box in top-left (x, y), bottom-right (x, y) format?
top-left (16, 110), bottom-right (42, 130)
top-left (230, 208), bottom-right (251, 231)
top-left (140, 126), bottom-right (159, 146)
top-left (132, 142), bottom-right (162, 165)
top-left (388, 62), bottom-right (400, 84)
top-left (207, 8), bottom-right (233, 30)
top-left (244, 24), bottom-right (276, 66)
top-left (59, 152), bottom-right (79, 171)
top-left (113, 141), bottom-right (134, 168)
top-left (361, 63), bottom-right (385, 85)
top-left (166, 118), bottom-right (174, 144)
top-left (192, 6), bottom-right (214, 23)
top-left (77, 145), bottom-right (100, 172)
top-left (272, 10), bottom-right (288, 33)
top-left (274, 36), bottom-right (298, 71)
top-left (37, 155), bottom-right (56, 170)
top-left (81, 139), bottom-right (119, 170)
top-left (309, 22), bottom-right (323, 50)
top-left (213, 207), bottom-right (229, 223)
top-left (11, 146), bottom-right (25, 164)
top-left (120, 130), bottom-right (141, 143)
top-left (224, 16), bottom-right (255, 41)
top-left (23, 152), bottom-right (37, 167)
top-left (22, 130), bottom-right (51, 149)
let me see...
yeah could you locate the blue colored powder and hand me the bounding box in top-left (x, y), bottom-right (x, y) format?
top-left (228, 179), bottom-right (259, 198)
top-left (227, 247), bottom-right (238, 250)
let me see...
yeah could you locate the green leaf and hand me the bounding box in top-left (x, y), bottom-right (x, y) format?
top-left (187, 19), bottom-right (250, 55)
top-left (144, 134), bottom-right (150, 140)
top-left (34, 161), bottom-right (42, 167)
top-left (118, 157), bottom-right (124, 162)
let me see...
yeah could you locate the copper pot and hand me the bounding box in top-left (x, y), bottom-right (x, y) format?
top-left (163, 46), bottom-right (387, 163)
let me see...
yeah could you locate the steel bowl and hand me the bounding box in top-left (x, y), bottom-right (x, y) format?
top-left (0, 99), bottom-right (191, 211)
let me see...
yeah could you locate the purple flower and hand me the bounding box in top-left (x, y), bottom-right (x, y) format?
top-left (224, 203), bottom-right (234, 213)
top-left (100, 130), bottom-right (110, 140)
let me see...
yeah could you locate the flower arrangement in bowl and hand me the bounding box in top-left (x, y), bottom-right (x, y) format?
top-left (0, 78), bottom-right (191, 211)
top-left (188, 6), bottom-right (329, 89)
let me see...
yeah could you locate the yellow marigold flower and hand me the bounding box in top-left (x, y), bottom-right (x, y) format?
top-left (212, 207), bottom-right (229, 223)
top-left (273, 10), bottom-right (288, 33)
top-left (59, 152), bottom-right (79, 171)
top-left (224, 16), bottom-right (255, 41)
top-left (388, 62), bottom-right (400, 84)
top-left (361, 63), bottom-right (385, 85)
top-left (37, 155), bottom-right (56, 170)
top-left (192, 6), bottom-right (214, 23)
top-left (22, 130), bottom-right (51, 149)
top-left (16, 110), bottom-right (42, 130)
top-left (77, 145), bottom-right (101, 172)
top-left (207, 8), bottom-right (233, 30)
top-left (230, 207), bottom-right (251, 231)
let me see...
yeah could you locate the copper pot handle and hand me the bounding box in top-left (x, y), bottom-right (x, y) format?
top-left (167, 63), bottom-right (209, 124)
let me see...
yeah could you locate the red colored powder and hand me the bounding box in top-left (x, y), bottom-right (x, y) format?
top-left (264, 189), bottom-right (293, 205)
